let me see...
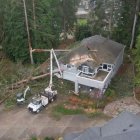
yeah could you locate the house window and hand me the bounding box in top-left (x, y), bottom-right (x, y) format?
top-left (103, 64), bottom-right (107, 69)
top-left (82, 66), bottom-right (89, 74)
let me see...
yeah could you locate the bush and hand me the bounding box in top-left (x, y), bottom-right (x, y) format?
top-left (75, 24), bottom-right (92, 41)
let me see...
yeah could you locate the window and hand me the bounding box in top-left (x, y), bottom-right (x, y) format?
top-left (103, 64), bottom-right (107, 69)
top-left (82, 66), bottom-right (89, 74)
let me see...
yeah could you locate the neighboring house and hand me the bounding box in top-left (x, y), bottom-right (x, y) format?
top-left (76, 0), bottom-right (90, 19)
top-left (64, 112), bottom-right (140, 140)
top-left (55, 35), bottom-right (125, 95)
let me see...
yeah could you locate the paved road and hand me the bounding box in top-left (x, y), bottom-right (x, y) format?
top-left (0, 106), bottom-right (106, 140)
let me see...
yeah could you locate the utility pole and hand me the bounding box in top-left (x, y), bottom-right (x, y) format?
top-left (23, 0), bottom-right (34, 64)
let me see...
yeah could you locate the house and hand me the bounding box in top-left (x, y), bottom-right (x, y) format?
top-left (63, 112), bottom-right (140, 140)
top-left (55, 35), bottom-right (125, 95)
top-left (76, 0), bottom-right (90, 19)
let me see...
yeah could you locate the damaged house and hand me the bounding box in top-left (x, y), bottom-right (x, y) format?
top-left (55, 35), bottom-right (125, 95)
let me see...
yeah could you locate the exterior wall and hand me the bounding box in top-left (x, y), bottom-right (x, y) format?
top-left (77, 75), bottom-right (105, 89)
top-left (112, 48), bottom-right (124, 77)
top-left (102, 69), bottom-right (114, 90)
top-left (101, 47), bottom-right (125, 91)
top-left (62, 70), bottom-right (78, 82)
top-left (59, 46), bottom-right (125, 94)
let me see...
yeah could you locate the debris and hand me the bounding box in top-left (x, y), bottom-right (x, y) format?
top-left (104, 97), bottom-right (140, 117)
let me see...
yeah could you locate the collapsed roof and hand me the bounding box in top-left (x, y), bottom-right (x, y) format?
top-left (60, 35), bottom-right (125, 67)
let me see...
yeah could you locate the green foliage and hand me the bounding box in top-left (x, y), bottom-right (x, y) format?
top-left (2, 0), bottom-right (29, 62)
top-left (60, 0), bottom-right (79, 31)
top-left (134, 31), bottom-right (140, 86)
top-left (52, 104), bottom-right (83, 119)
top-left (88, 111), bottom-right (110, 119)
top-left (89, 0), bottom-right (123, 37)
top-left (1, 0), bottom-right (78, 63)
top-left (57, 0), bottom-right (80, 40)
top-left (0, 0), bottom-right (5, 43)
top-left (112, 1), bottom-right (137, 46)
top-left (77, 19), bottom-right (87, 25)
top-left (75, 24), bottom-right (92, 41)
top-left (53, 105), bottom-right (83, 115)
top-left (4, 97), bottom-right (16, 109)
top-left (89, 0), bottom-right (139, 46)
top-left (30, 136), bottom-right (37, 140)
top-left (44, 137), bottom-right (54, 140)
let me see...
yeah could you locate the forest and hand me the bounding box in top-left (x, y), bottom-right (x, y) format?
top-left (0, 0), bottom-right (140, 140)
top-left (0, 0), bottom-right (140, 84)
top-left (0, 0), bottom-right (140, 99)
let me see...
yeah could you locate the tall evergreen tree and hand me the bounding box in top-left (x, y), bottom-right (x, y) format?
top-left (112, 0), bottom-right (138, 46)
top-left (59, 0), bottom-right (79, 40)
top-left (2, 0), bottom-right (29, 62)
top-left (1, 0), bottom-right (79, 63)
top-left (89, 0), bottom-right (139, 47)
top-left (89, 0), bottom-right (122, 37)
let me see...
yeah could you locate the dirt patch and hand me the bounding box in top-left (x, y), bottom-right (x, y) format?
top-left (0, 106), bottom-right (107, 140)
top-left (104, 97), bottom-right (140, 117)
top-left (117, 63), bottom-right (129, 76)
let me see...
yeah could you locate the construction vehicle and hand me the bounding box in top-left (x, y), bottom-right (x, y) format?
top-left (27, 49), bottom-right (61, 113)
top-left (16, 86), bottom-right (30, 104)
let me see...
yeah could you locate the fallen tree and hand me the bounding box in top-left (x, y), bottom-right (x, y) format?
top-left (8, 72), bottom-right (50, 90)
top-left (0, 72), bottom-right (50, 105)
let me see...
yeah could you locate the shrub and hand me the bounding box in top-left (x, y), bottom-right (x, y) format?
top-left (75, 24), bottom-right (92, 41)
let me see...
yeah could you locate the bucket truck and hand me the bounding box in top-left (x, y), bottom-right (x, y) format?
top-left (27, 49), bottom-right (62, 113)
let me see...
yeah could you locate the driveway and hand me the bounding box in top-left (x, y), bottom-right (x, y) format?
top-left (0, 106), bottom-right (106, 140)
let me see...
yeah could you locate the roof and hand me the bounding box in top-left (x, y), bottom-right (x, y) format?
top-left (60, 35), bottom-right (125, 67)
top-left (63, 112), bottom-right (140, 140)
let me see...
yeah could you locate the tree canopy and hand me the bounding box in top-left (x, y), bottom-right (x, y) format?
top-left (1, 0), bottom-right (78, 63)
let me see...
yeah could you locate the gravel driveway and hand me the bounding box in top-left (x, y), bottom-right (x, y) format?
top-left (0, 106), bottom-right (106, 140)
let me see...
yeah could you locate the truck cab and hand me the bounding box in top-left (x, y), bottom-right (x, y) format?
top-left (28, 95), bottom-right (48, 113)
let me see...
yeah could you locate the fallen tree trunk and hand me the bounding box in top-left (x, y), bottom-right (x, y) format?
top-left (8, 72), bottom-right (50, 90)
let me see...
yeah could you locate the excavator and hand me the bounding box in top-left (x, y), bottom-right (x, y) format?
top-left (16, 86), bottom-right (30, 104)
top-left (27, 49), bottom-right (62, 113)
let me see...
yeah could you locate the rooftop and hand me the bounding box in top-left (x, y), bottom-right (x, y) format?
top-left (64, 112), bottom-right (140, 140)
top-left (60, 35), bottom-right (125, 67)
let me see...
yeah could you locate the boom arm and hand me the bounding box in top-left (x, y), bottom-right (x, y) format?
top-left (23, 86), bottom-right (30, 99)
top-left (52, 49), bottom-right (62, 77)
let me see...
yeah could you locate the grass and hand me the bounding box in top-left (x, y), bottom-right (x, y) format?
top-left (54, 105), bottom-right (83, 115)
top-left (51, 104), bottom-right (84, 120)
top-left (77, 19), bottom-right (88, 25)
top-left (88, 111), bottom-right (111, 120)
top-left (30, 136), bottom-right (54, 140)
top-left (4, 97), bottom-right (16, 110)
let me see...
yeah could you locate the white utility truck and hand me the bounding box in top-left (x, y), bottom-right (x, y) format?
top-left (16, 86), bottom-right (30, 104)
top-left (28, 88), bottom-right (57, 113)
top-left (27, 49), bottom-right (62, 113)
